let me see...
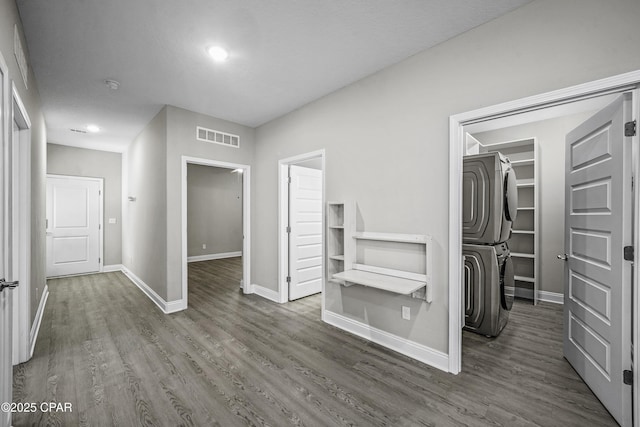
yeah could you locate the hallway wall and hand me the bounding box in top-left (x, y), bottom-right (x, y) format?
top-left (1, 0), bottom-right (47, 324)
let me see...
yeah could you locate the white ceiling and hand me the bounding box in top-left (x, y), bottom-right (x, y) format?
top-left (16, 0), bottom-right (532, 152)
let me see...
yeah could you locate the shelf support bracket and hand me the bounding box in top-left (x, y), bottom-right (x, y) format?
top-left (411, 284), bottom-right (432, 303)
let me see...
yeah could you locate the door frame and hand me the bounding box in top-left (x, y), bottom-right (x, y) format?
top-left (449, 70), bottom-right (640, 420)
top-left (11, 83), bottom-right (31, 364)
top-left (0, 49), bottom-right (12, 427)
top-left (45, 174), bottom-right (104, 277)
top-left (181, 156), bottom-right (251, 305)
top-left (278, 149), bottom-right (326, 303)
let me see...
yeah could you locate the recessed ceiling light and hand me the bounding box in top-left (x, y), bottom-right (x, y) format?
top-left (86, 124), bottom-right (100, 133)
top-left (207, 46), bottom-right (229, 62)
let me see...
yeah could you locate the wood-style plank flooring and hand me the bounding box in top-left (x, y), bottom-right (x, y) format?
top-left (13, 258), bottom-right (617, 426)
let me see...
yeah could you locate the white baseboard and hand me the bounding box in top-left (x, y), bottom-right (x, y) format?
top-left (188, 251), bottom-right (242, 263)
top-left (29, 284), bottom-right (49, 358)
top-left (537, 290), bottom-right (564, 304)
top-left (250, 283), bottom-right (281, 303)
top-left (323, 310), bottom-right (449, 372)
top-left (103, 264), bottom-right (124, 273)
top-left (121, 266), bottom-right (186, 314)
top-left (508, 286), bottom-right (564, 305)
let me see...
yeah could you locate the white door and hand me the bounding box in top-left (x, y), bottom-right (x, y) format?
top-left (0, 54), bottom-right (14, 427)
top-left (46, 176), bottom-right (102, 277)
top-left (288, 165), bottom-right (323, 300)
top-left (563, 94), bottom-right (633, 426)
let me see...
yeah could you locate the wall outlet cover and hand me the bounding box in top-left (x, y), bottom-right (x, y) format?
top-left (202, 244), bottom-right (207, 249)
top-left (402, 306), bottom-right (410, 320)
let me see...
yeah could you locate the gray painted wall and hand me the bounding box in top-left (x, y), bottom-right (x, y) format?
top-left (187, 164), bottom-right (242, 258)
top-left (473, 111), bottom-right (595, 295)
top-left (47, 143), bottom-right (123, 266)
top-left (1, 0), bottom-right (47, 325)
top-left (123, 107), bottom-right (168, 300)
top-left (165, 105), bottom-right (255, 301)
top-left (124, 105), bottom-right (255, 302)
top-left (253, 0), bottom-right (640, 353)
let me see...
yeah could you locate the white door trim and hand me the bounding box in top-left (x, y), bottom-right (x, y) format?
top-left (46, 174), bottom-right (104, 276)
top-left (278, 149), bottom-right (326, 304)
top-left (0, 49), bottom-right (12, 427)
top-left (449, 70), bottom-right (640, 424)
top-left (181, 156), bottom-right (251, 308)
top-left (11, 83), bottom-right (31, 364)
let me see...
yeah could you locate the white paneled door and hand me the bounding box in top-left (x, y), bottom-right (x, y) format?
top-left (46, 176), bottom-right (102, 277)
top-left (0, 54), bottom-right (12, 427)
top-left (288, 165), bottom-right (323, 300)
top-left (563, 94), bottom-right (633, 427)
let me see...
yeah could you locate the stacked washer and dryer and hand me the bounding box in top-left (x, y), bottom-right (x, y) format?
top-left (462, 152), bottom-right (518, 337)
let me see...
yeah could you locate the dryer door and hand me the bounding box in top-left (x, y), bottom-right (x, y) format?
top-left (500, 255), bottom-right (515, 311)
top-left (503, 168), bottom-right (518, 223)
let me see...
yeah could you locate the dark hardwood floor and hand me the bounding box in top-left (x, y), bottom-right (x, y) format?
top-left (12, 258), bottom-right (616, 426)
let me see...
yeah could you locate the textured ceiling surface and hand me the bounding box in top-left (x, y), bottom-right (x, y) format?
top-left (16, 0), bottom-right (532, 152)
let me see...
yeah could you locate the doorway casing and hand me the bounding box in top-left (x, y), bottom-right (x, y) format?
top-left (278, 149), bottom-right (326, 303)
top-left (449, 70), bottom-right (640, 418)
top-left (11, 82), bottom-right (33, 364)
top-left (181, 156), bottom-right (251, 308)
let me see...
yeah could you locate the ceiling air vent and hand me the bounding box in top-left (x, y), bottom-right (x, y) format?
top-left (196, 126), bottom-right (240, 148)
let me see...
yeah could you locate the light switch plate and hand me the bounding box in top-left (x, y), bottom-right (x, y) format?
top-left (108, 218), bottom-right (117, 224)
top-left (402, 306), bottom-right (410, 320)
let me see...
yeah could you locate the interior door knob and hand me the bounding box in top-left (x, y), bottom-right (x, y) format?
top-left (557, 254), bottom-right (568, 261)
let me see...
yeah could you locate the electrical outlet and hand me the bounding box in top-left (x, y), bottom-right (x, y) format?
top-left (402, 306), bottom-right (410, 320)
top-left (202, 244), bottom-right (207, 249)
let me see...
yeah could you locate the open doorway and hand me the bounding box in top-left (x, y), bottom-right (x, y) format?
top-left (180, 156), bottom-right (250, 308)
top-left (278, 150), bottom-right (325, 303)
top-left (186, 163), bottom-right (243, 298)
top-left (450, 73), bottom-right (640, 426)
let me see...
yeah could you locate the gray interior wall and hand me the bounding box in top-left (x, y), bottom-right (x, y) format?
top-left (472, 111), bottom-right (596, 295)
top-left (1, 0), bottom-right (47, 325)
top-left (165, 105), bottom-right (255, 301)
top-left (123, 107), bottom-right (168, 299)
top-left (47, 143), bottom-right (123, 266)
top-left (187, 164), bottom-right (242, 257)
top-left (253, 0), bottom-right (640, 354)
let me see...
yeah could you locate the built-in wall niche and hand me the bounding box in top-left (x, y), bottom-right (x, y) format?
top-left (327, 202), bottom-right (349, 284)
top-left (327, 201), bottom-right (433, 302)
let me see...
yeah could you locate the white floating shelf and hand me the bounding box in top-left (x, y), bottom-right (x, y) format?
top-left (512, 230), bottom-right (535, 235)
top-left (517, 206), bottom-right (535, 211)
top-left (333, 269), bottom-right (426, 295)
top-left (516, 178), bottom-right (535, 187)
top-left (481, 138), bottom-right (535, 150)
top-left (510, 159), bottom-right (534, 166)
top-left (353, 231), bottom-right (428, 244)
top-left (329, 225), bottom-right (344, 229)
top-left (515, 275), bottom-right (535, 283)
top-left (511, 252), bottom-right (535, 259)
top-left (329, 255), bottom-right (345, 261)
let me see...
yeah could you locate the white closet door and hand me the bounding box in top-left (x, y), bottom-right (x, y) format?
top-left (289, 165), bottom-right (323, 300)
top-left (46, 176), bottom-right (101, 277)
top-left (0, 57), bottom-right (13, 427)
top-left (563, 94), bottom-right (633, 426)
